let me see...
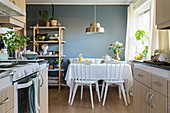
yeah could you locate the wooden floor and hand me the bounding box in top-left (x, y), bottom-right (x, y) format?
top-left (48, 86), bottom-right (133, 113)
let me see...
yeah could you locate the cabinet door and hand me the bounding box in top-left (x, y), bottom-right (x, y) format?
top-left (0, 86), bottom-right (14, 113)
top-left (133, 80), bottom-right (151, 113)
top-left (151, 90), bottom-right (167, 113)
top-left (39, 68), bottom-right (48, 113)
top-left (156, 0), bottom-right (166, 25)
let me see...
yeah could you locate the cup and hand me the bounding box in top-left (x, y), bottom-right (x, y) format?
top-left (49, 52), bottom-right (52, 55)
top-left (54, 34), bottom-right (58, 37)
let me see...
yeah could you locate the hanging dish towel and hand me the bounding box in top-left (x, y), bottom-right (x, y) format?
top-left (29, 77), bottom-right (40, 113)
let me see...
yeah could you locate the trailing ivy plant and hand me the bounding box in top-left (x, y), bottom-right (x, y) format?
top-left (1, 31), bottom-right (30, 54)
top-left (135, 30), bottom-right (149, 57)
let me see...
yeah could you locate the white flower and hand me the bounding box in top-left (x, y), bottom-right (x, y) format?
top-left (119, 43), bottom-right (123, 46)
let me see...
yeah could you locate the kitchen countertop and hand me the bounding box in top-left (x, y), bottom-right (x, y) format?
top-left (132, 60), bottom-right (170, 71)
top-left (0, 59), bottom-right (48, 65)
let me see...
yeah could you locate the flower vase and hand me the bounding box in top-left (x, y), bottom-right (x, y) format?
top-left (114, 52), bottom-right (120, 61)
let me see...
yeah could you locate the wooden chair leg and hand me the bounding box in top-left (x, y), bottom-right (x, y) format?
top-left (118, 86), bottom-right (121, 99)
top-left (96, 82), bottom-right (101, 102)
top-left (89, 84), bottom-right (94, 109)
top-left (81, 85), bottom-right (83, 100)
top-left (101, 81), bottom-right (105, 98)
top-left (71, 84), bottom-right (78, 105)
top-left (102, 83), bottom-right (109, 106)
top-left (120, 84), bottom-right (128, 106)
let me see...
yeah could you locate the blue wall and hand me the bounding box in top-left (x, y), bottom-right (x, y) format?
top-left (26, 5), bottom-right (128, 68)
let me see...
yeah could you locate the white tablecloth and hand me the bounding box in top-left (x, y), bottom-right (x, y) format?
top-left (65, 64), bottom-right (133, 90)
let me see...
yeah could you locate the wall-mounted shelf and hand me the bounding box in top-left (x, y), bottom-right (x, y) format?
top-left (30, 41), bottom-right (66, 44)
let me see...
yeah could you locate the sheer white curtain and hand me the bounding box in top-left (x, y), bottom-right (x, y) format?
top-left (125, 4), bottom-right (136, 61)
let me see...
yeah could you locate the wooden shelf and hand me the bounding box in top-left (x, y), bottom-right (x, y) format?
top-left (30, 26), bottom-right (66, 30)
top-left (38, 55), bottom-right (66, 58)
top-left (30, 41), bottom-right (66, 44)
top-left (48, 83), bottom-right (67, 86)
top-left (48, 68), bottom-right (65, 72)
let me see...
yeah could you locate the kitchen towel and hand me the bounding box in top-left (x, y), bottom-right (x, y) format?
top-left (29, 76), bottom-right (40, 113)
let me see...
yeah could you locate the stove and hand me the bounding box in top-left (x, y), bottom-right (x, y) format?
top-left (0, 63), bottom-right (40, 81)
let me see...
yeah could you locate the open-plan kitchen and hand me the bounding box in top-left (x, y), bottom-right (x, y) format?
top-left (0, 0), bottom-right (170, 113)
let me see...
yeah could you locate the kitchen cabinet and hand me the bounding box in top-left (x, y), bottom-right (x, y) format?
top-left (133, 68), bottom-right (168, 113)
top-left (133, 80), bottom-right (150, 113)
top-left (156, 0), bottom-right (170, 29)
top-left (0, 86), bottom-right (14, 113)
top-left (39, 68), bottom-right (48, 113)
top-left (9, 0), bottom-right (25, 11)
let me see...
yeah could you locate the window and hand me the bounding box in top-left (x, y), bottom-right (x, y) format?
top-left (135, 8), bottom-right (151, 57)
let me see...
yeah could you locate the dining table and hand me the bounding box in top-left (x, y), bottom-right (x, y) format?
top-left (65, 63), bottom-right (133, 104)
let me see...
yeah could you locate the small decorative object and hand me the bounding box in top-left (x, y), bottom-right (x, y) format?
top-left (135, 30), bottom-right (149, 60)
top-left (54, 34), bottom-right (58, 37)
top-left (50, 4), bottom-right (57, 27)
top-left (49, 52), bottom-right (52, 55)
top-left (40, 10), bottom-right (50, 27)
top-left (79, 53), bottom-right (83, 61)
top-left (36, 21), bottom-right (39, 27)
top-left (41, 44), bottom-right (48, 55)
top-left (37, 33), bottom-right (48, 41)
top-left (103, 54), bottom-right (112, 62)
top-left (1, 31), bottom-right (30, 58)
top-left (53, 50), bottom-right (59, 55)
top-left (109, 41), bottom-right (124, 61)
top-left (49, 65), bottom-right (54, 69)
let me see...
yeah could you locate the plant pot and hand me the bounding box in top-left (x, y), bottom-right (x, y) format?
top-left (51, 20), bottom-right (57, 27)
top-left (56, 64), bottom-right (59, 68)
top-left (114, 52), bottom-right (120, 61)
top-left (46, 21), bottom-right (50, 27)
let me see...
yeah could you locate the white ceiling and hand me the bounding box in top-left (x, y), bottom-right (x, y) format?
top-left (26, 0), bottom-right (133, 5)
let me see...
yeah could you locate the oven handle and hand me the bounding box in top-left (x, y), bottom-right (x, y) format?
top-left (39, 74), bottom-right (44, 87)
top-left (17, 81), bottom-right (33, 89)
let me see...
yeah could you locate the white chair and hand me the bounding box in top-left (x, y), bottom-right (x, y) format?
top-left (70, 61), bottom-right (101, 109)
top-left (101, 61), bottom-right (128, 106)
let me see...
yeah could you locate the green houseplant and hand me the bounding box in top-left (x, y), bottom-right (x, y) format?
top-left (40, 10), bottom-right (50, 27)
top-left (1, 31), bottom-right (30, 57)
top-left (53, 59), bottom-right (64, 68)
top-left (50, 4), bottom-right (57, 27)
top-left (135, 30), bottom-right (149, 59)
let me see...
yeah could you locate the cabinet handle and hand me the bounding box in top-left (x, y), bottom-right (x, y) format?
top-left (154, 81), bottom-right (162, 86)
top-left (138, 74), bottom-right (144, 77)
top-left (40, 74), bottom-right (44, 87)
top-left (150, 94), bottom-right (154, 108)
top-left (0, 97), bottom-right (10, 105)
top-left (146, 92), bottom-right (150, 105)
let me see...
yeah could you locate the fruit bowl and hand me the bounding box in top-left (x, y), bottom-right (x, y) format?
top-left (25, 54), bottom-right (38, 60)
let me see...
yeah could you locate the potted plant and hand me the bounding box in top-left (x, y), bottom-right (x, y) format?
top-left (50, 4), bottom-right (57, 27)
top-left (53, 59), bottom-right (64, 68)
top-left (109, 41), bottom-right (124, 61)
top-left (135, 30), bottom-right (149, 60)
top-left (1, 31), bottom-right (30, 58)
top-left (40, 10), bottom-right (50, 27)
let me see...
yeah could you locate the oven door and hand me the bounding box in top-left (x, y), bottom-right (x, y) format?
top-left (13, 73), bottom-right (40, 113)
